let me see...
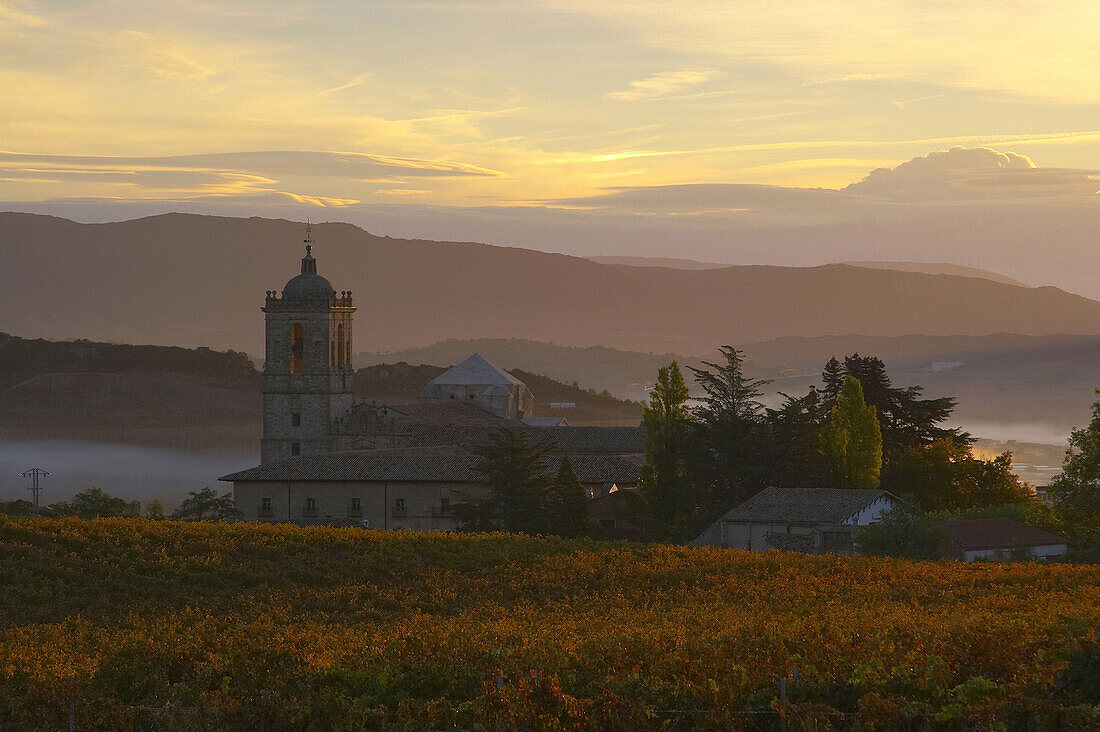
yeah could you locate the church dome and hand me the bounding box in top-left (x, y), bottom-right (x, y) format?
top-left (281, 245), bottom-right (335, 301)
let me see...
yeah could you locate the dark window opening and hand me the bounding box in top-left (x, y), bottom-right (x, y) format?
top-left (290, 323), bottom-right (305, 374)
top-left (393, 497), bottom-right (407, 517)
top-left (348, 497), bottom-right (362, 517)
top-left (260, 497), bottom-right (273, 517)
top-left (303, 497), bottom-right (317, 518)
top-left (292, 413), bottom-right (301, 427)
top-left (291, 442), bottom-right (300, 456)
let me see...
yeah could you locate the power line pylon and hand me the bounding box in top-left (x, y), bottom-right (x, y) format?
top-left (19, 467), bottom-right (50, 516)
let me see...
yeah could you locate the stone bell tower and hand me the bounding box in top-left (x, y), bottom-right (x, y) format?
top-left (260, 228), bottom-right (356, 463)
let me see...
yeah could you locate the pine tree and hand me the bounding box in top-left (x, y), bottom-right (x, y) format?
top-left (463, 427), bottom-right (552, 534)
top-left (687, 346), bottom-right (772, 515)
top-left (819, 376), bottom-right (883, 490)
top-left (821, 357), bottom-right (845, 402)
top-left (767, 387), bottom-right (829, 488)
top-left (542, 457), bottom-right (592, 537)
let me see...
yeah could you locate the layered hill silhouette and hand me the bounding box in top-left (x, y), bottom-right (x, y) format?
top-left (366, 334), bottom-right (1100, 442)
top-left (3, 212), bottom-right (1100, 356)
top-left (0, 333), bottom-right (640, 450)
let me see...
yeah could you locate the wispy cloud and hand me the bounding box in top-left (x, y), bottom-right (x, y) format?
top-left (311, 72), bottom-right (372, 100)
top-left (893, 94), bottom-right (944, 110)
top-left (606, 69), bottom-right (723, 101)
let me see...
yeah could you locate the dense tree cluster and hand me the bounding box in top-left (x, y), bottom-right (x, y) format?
top-left (640, 347), bottom-right (1034, 542)
top-left (0, 486), bottom-right (238, 522)
top-left (456, 427), bottom-right (595, 537)
top-left (1047, 390), bottom-right (1100, 559)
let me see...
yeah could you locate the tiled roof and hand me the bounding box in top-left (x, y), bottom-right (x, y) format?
top-left (718, 487), bottom-right (896, 524)
top-left (526, 425), bottom-right (645, 454)
top-left (557, 454), bottom-right (642, 486)
top-left (424, 353), bottom-right (524, 387)
top-left (385, 403), bottom-right (507, 427)
top-left (523, 417), bottom-right (569, 427)
top-left (221, 445), bottom-right (642, 486)
top-left (934, 518), bottom-right (1066, 550)
top-left (221, 445), bottom-right (480, 483)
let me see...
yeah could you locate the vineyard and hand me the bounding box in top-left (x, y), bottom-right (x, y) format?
top-left (2, 517), bottom-right (1100, 729)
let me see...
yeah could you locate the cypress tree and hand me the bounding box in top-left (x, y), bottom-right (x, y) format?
top-left (819, 375), bottom-right (883, 490)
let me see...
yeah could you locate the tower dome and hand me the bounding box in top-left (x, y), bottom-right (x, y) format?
top-left (281, 245), bottom-right (335, 302)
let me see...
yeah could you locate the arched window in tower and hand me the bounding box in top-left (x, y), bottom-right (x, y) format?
top-left (336, 323), bottom-right (345, 368)
top-left (290, 323), bottom-right (305, 374)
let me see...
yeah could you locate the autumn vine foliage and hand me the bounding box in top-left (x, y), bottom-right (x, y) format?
top-left (2, 517), bottom-right (1100, 729)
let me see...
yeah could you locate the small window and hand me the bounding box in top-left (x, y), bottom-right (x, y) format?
top-left (306, 497), bottom-right (316, 511)
top-left (292, 413), bottom-right (301, 427)
top-left (350, 497), bottom-right (361, 511)
top-left (395, 497), bottom-right (405, 511)
top-left (260, 497), bottom-right (273, 516)
top-left (440, 497), bottom-right (450, 513)
top-left (291, 442), bottom-right (300, 456)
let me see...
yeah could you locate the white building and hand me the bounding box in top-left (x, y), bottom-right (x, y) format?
top-left (693, 487), bottom-right (900, 555)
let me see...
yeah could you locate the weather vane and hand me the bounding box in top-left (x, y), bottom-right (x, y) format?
top-left (304, 217), bottom-right (313, 255)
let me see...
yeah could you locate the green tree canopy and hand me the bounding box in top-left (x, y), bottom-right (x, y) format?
top-left (767, 387), bottom-right (829, 489)
top-left (171, 487), bottom-right (241, 522)
top-left (835, 354), bottom-right (967, 453)
top-left (542, 457), bottom-right (593, 537)
top-left (640, 361), bottom-right (696, 540)
top-left (687, 346), bottom-right (773, 522)
top-left (52, 487), bottom-right (140, 519)
top-left (145, 499), bottom-right (165, 520)
top-left (459, 427), bottom-right (552, 534)
top-left (819, 375), bottom-right (883, 490)
top-left (854, 504), bottom-right (949, 560)
top-left (1047, 390), bottom-right (1100, 550)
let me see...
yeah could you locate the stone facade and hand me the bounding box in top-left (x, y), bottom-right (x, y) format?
top-left (228, 239), bottom-right (645, 526)
top-left (233, 478), bottom-right (461, 531)
top-left (260, 245), bottom-right (356, 463)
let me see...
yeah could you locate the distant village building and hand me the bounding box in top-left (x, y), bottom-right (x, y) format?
top-left (222, 242), bottom-right (644, 527)
top-left (934, 518), bottom-right (1068, 562)
top-left (692, 487), bottom-right (900, 555)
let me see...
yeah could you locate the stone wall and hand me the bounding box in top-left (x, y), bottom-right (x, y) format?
top-left (233, 479), bottom-right (478, 531)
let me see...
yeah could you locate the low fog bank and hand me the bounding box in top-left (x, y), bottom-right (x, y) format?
top-left (0, 441), bottom-right (256, 511)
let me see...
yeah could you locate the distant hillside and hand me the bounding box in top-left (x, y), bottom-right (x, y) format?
top-left (355, 362), bottom-right (642, 425)
top-left (363, 334), bottom-right (1100, 442)
top-left (588, 255), bottom-right (1029, 287)
top-left (0, 332), bottom-right (261, 450)
top-left (585, 255), bottom-right (729, 270)
top-left (4, 213), bottom-right (1100, 355)
top-left (842, 261), bottom-right (1028, 287)
top-left (358, 338), bottom-right (681, 395)
top-left (0, 334), bottom-right (640, 450)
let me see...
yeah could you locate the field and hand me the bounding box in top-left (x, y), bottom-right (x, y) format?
top-left (2, 518), bottom-right (1100, 730)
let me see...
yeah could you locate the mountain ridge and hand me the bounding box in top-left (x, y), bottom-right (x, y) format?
top-left (3, 212), bottom-right (1099, 356)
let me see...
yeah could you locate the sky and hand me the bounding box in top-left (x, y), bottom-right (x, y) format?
top-left (3, 0), bottom-right (1100, 293)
